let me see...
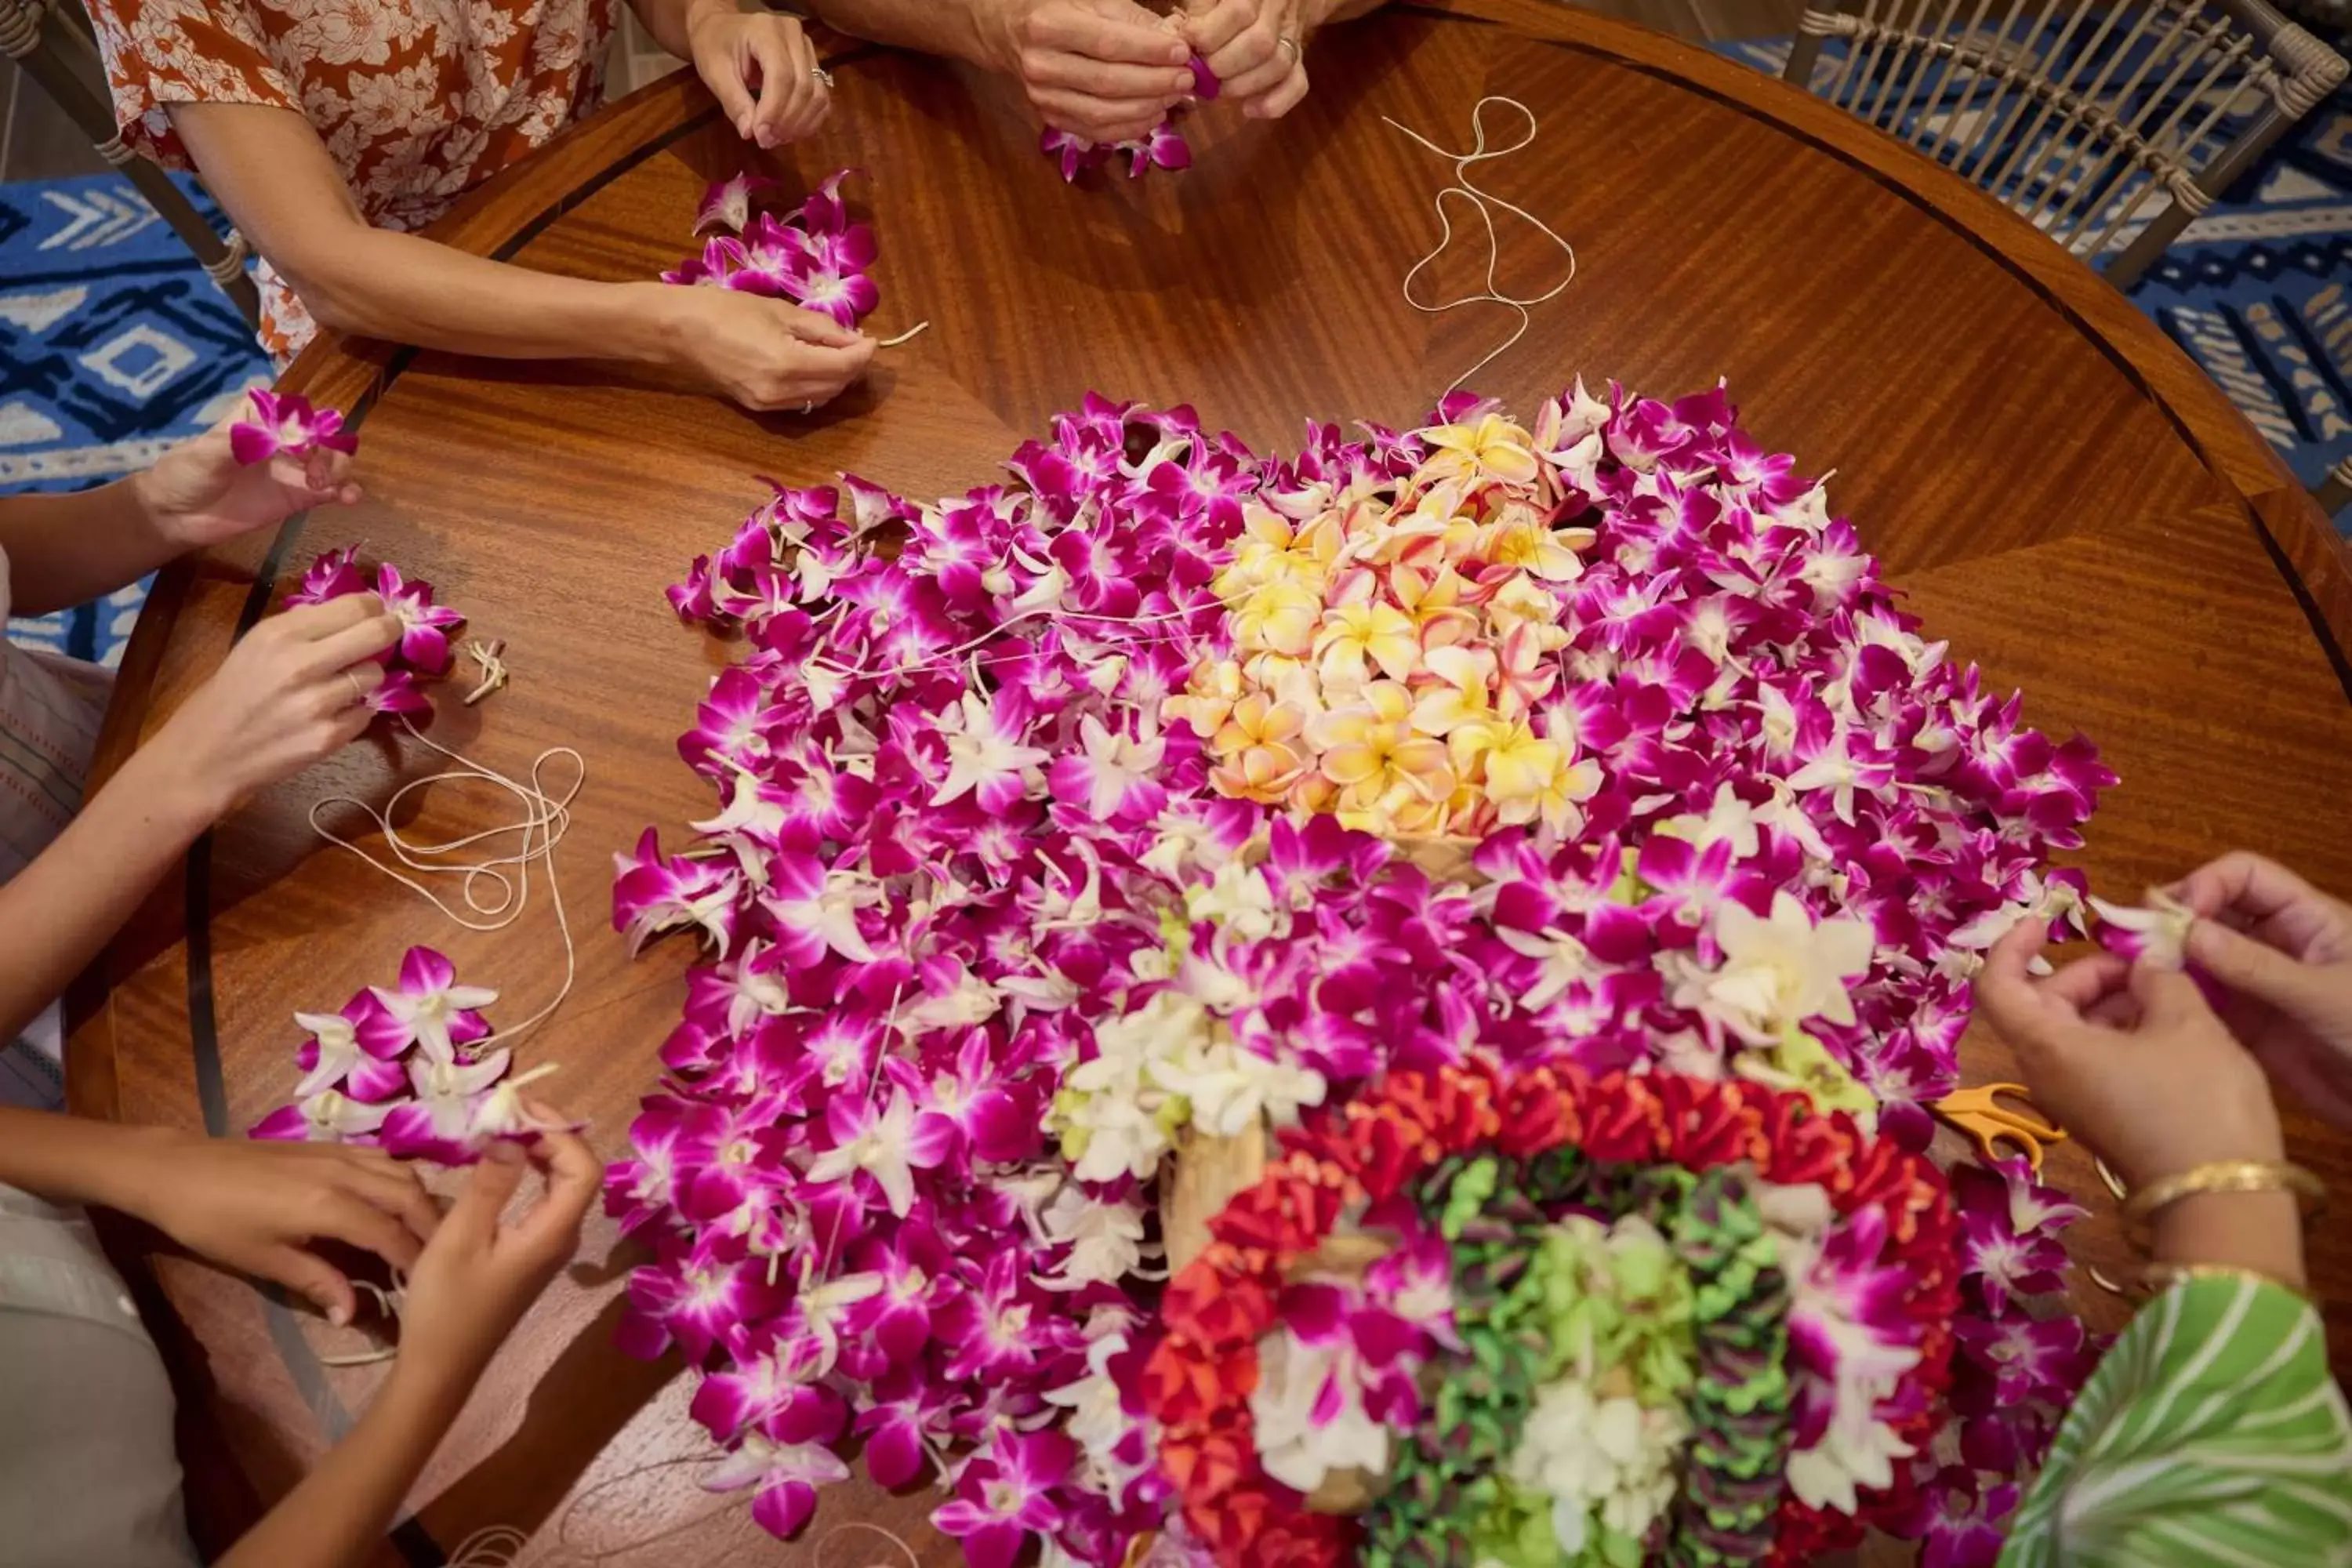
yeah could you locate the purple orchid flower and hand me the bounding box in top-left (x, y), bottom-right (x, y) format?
top-left (290, 993), bottom-right (410, 1102)
top-left (285, 545), bottom-right (367, 609)
top-left (931, 1428), bottom-right (1073, 1568)
top-left (702, 1429), bottom-right (851, 1540)
top-left (366, 946), bottom-right (497, 1065)
top-left (372, 563), bottom-right (465, 675)
top-left (230, 388), bottom-right (358, 466)
top-left (695, 172), bottom-right (781, 234)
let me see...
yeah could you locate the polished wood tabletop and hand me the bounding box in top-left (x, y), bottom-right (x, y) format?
top-left (66, 2), bottom-right (2352, 1563)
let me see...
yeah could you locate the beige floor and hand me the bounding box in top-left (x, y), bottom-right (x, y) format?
top-left (2, 0), bottom-right (1812, 180)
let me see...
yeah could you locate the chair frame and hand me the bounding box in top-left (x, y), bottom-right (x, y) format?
top-left (1782, 0), bottom-right (2347, 290)
top-left (0, 0), bottom-right (260, 327)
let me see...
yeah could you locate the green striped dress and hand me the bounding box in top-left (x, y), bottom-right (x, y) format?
top-left (2002, 1274), bottom-right (2352, 1566)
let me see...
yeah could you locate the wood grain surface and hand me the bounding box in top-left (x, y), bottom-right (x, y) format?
top-left (64, 3), bottom-right (2352, 1564)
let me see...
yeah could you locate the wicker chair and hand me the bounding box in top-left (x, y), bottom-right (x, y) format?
top-left (0, 0), bottom-right (260, 327)
top-left (1783, 0), bottom-right (2347, 290)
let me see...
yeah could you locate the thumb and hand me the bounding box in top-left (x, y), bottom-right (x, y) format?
top-left (261, 1245), bottom-right (357, 1327)
top-left (779, 302), bottom-right (862, 348)
top-left (2188, 918), bottom-right (2322, 1011)
top-left (2128, 956), bottom-right (2212, 1025)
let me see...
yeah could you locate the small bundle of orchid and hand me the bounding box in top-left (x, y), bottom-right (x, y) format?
top-left (1043, 56), bottom-right (1218, 180)
top-left (663, 170), bottom-right (880, 329)
top-left (284, 545), bottom-right (480, 718)
top-left (612, 380), bottom-right (2119, 1567)
top-left (230, 387), bottom-right (358, 465)
top-left (252, 946), bottom-right (560, 1163)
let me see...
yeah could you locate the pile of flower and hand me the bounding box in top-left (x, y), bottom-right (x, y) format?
top-left (251, 946), bottom-right (554, 1162)
top-left (1044, 57), bottom-right (1218, 180)
top-left (612, 380), bottom-right (2110, 1567)
top-left (1144, 1060), bottom-right (1960, 1568)
top-left (662, 171), bottom-right (880, 329)
top-left (285, 545), bottom-right (466, 719)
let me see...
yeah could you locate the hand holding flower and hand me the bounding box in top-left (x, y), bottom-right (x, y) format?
top-left (993, 0), bottom-right (1196, 145)
top-left (1979, 916), bottom-right (2285, 1185)
top-left (2174, 851), bottom-right (2352, 1133)
top-left (661, 287), bottom-right (875, 412)
top-left (685, 1), bottom-right (832, 150)
top-left (135, 413), bottom-right (362, 553)
top-left (1182, 0), bottom-right (1308, 118)
top-left (149, 593), bottom-right (403, 820)
top-left (122, 1131), bottom-right (438, 1326)
top-left (395, 1114), bottom-right (600, 1394)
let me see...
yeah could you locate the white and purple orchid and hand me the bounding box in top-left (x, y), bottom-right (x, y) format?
top-left (230, 387), bottom-right (357, 466)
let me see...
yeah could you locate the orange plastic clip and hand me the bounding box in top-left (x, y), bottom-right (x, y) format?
top-left (1934, 1082), bottom-right (2067, 1172)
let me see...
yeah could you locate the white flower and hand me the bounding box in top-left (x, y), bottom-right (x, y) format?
top-left (1496, 925), bottom-right (1595, 1011)
top-left (1508, 1377), bottom-right (1687, 1554)
top-left (1686, 891), bottom-right (1872, 1046)
top-left (1185, 858), bottom-right (1278, 941)
top-left (1656, 782), bottom-right (1763, 858)
top-left (1249, 1328), bottom-right (1391, 1494)
top-left (930, 691), bottom-right (1050, 807)
top-left (1040, 1183), bottom-right (1149, 1290)
top-left (1157, 1040), bottom-right (1326, 1137)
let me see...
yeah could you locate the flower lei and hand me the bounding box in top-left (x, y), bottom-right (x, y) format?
top-left (1142, 1062), bottom-right (1958, 1568)
top-left (615, 379), bottom-right (2110, 1566)
top-left (1043, 57), bottom-right (1219, 181)
top-left (665, 170), bottom-right (880, 329)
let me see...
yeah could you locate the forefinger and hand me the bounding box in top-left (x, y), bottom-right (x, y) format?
top-left (1182, 0), bottom-right (1256, 55)
top-left (2041, 950), bottom-right (2130, 1012)
top-left (2172, 851), bottom-right (2312, 924)
top-left (1036, 3), bottom-right (1190, 66)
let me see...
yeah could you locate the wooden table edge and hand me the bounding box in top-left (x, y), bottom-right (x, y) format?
top-left (66, 0), bottom-right (2352, 1111)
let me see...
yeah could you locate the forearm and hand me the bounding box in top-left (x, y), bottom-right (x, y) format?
top-left (217, 1363), bottom-right (470, 1568)
top-left (0, 478), bottom-right (182, 617)
top-left (628, 0), bottom-right (721, 62)
top-left (0, 743), bottom-right (215, 1047)
top-left (808, 0), bottom-right (1005, 67)
top-left (283, 226), bottom-right (688, 367)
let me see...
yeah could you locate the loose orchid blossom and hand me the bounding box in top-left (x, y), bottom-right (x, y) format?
top-left (369, 946), bottom-right (499, 1064)
top-left (230, 387), bottom-right (357, 466)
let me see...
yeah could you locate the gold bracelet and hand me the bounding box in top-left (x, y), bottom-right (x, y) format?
top-left (2140, 1261), bottom-right (2314, 1305)
top-left (2121, 1159), bottom-right (2326, 1236)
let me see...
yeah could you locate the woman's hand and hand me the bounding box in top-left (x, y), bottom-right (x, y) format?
top-left (134, 415), bottom-right (362, 553)
top-left (147, 593), bottom-right (402, 820)
top-left (685, 2), bottom-right (832, 149)
top-left (662, 288), bottom-right (876, 412)
top-left (1183, 0), bottom-right (1309, 118)
top-left (993, 0), bottom-right (1197, 145)
top-left (122, 1131), bottom-right (439, 1326)
top-left (2174, 851), bottom-right (2352, 1133)
top-left (396, 1117), bottom-right (600, 1393)
top-left (1976, 917), bottom-right (2285, 1186)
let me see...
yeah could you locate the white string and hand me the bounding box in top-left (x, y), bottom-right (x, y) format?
top-left (308, 715), bottom-right (584, 1052)
top-left (875, 319), bottom-right (930, 348)
top-left (1383, 96), bottom-right (1579, 395)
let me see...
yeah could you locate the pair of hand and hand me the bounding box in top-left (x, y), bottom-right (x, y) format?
top-left (124, 1115), bottom-right (598, 1386)
top-left (1978, 851), bottom-right (2352, 1186)
top-left (997, 0), bottom-right (1316, 146)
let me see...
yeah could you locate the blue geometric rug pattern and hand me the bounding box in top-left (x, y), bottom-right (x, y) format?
top-left (1719, 34), bottom-right (2352, 536)
top-left (0, 171), bottom-right (267, 668)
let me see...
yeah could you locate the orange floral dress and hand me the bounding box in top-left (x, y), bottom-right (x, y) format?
top-left (85, 0), bottom-right (623, 365)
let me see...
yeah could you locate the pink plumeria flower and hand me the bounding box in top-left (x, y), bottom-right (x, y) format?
top-left (230, 388), bottom-right (358, 466)
top-left (291, 994), bottom-right (408, 1102)
top-left (250, 1088), bottom-right (394, 1143)
top-left (368, 946), bottom-right (499, 1065)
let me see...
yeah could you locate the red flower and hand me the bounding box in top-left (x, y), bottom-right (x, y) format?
top-left (1496, 1065), bottom-right (1581, 1156)
top-left (1580, 1072), bottom-right (1668, 1161)
top-left (1660, 1073), bottom-right (1768, 1170)
top-left (1160, 1250), bottom-right (1277, 1350)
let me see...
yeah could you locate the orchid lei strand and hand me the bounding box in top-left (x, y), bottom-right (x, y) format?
top-left (1384, 96), bottom-right (1578, 394)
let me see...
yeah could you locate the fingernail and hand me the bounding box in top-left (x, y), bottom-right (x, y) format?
top-left (330, 1302), bottom-right (351, 1327)
top-left (1173, 71), bottom-right (1194, 93)
top-left (757, 127), bottom-right (779, 148)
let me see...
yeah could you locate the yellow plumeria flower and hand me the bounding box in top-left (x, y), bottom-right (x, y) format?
top-left (1409, 645), bottom-right (1497, 736)
top-left (1230, 580), bottom-right (1319, 657)
top-left (1210, 690), bottom-right (1305, 758)
top-left (1310, 682), bottom-right (1454, 811)
top-left (1163, 657), bottom-right (1243, 739)
top-left (1421, 415), bottom-right (1541, 488)
top-left (1314, 600), bottom-right (1420, 689)
top-left (1484, 510), bottom-right (1590, 584)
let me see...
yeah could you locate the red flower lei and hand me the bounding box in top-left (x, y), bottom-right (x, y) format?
top-left (1140, 1062), bottom-right (1960, 1568)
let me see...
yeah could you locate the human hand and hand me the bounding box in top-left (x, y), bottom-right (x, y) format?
top-left (685, 1), bottom-right (831, 150)
top-left (993, 0), bottom-right (1198, 145)
top-left (662, 287), bottom-right (876, 412)
top-left (1183, 0), bottom-right (1309, 118)
top-left (2173, 851), bottom-right (2352, 1132)
top-left (122, 1130), bottom-right (438, 1326)
top-left (1976, 916), bottom-right (2285, 1187)
top-left (395, 1116), bottom-right (599, 1392)
top-left (135, 416), bottom-right (362, 553)
top-left (147, 593), bottom-right (401, 821)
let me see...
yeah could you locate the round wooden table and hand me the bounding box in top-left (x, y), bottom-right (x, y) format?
top-left (70, 2), bottom-right (2352, 1563)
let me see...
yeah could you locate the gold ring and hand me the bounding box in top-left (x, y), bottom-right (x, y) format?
top-left (1277, 34), bottom-right (1300, 61)
top-left (812, 67), bottom-right (834, 89)
top-left (344, 669), bottom-right (370, 705)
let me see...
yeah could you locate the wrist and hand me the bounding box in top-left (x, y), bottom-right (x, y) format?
top-left (2151, 1189), bottom-right (2307, 1288)
top-left (125, 717), bottom-right (237, 832)
top-left (123, 470), bottom-right (186, 554)
top-left (975, 0), bottom-right (1029, 74)
top-left (625, 282), bottom-right (699, 370)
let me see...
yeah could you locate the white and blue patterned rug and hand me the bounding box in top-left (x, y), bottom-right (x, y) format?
top-left (1, 172), bottom-right (267, 670)
top-left (1722, 34), bottom-right (2352, 533)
